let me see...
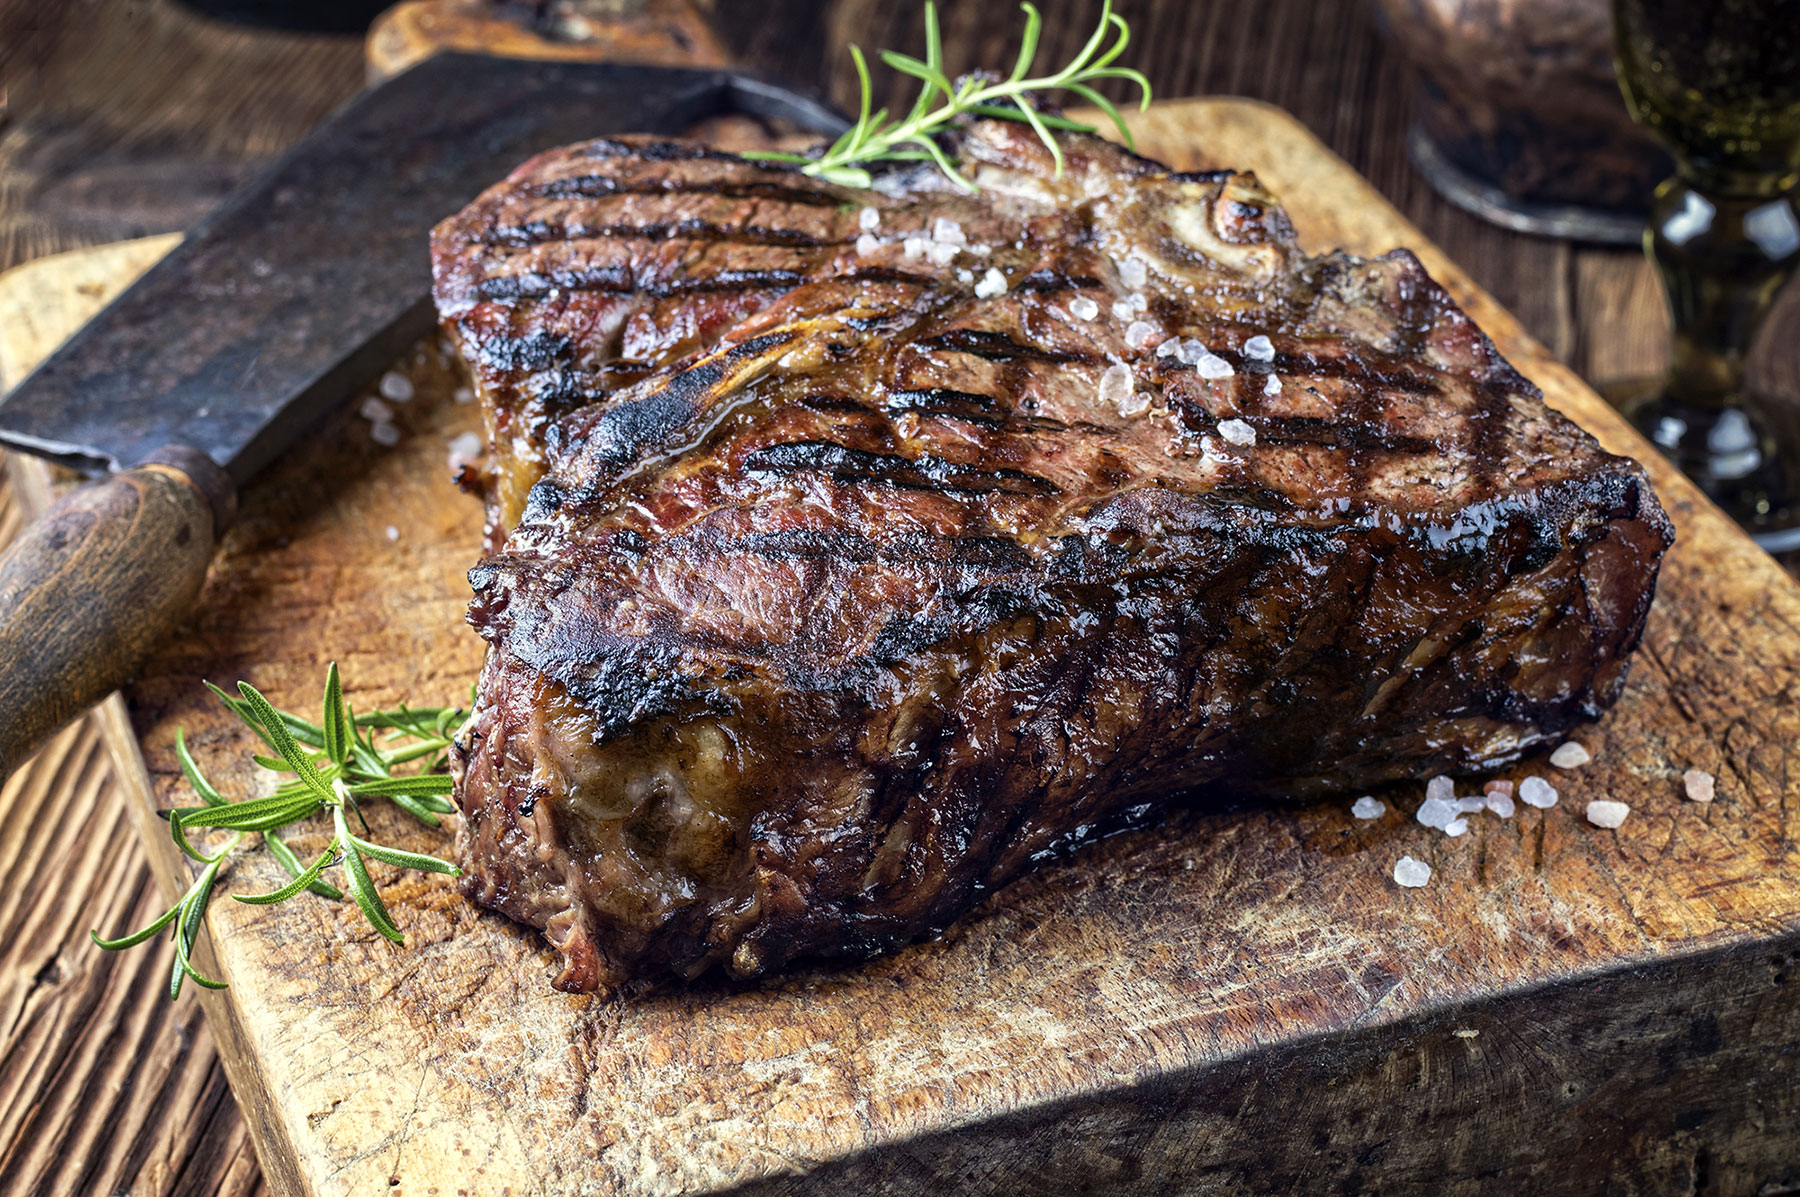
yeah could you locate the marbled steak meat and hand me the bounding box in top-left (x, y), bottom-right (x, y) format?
top-left (430, 120), bottom-right (1672, 993)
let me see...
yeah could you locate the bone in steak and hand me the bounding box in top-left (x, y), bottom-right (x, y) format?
top-left (431, 122), bottom-right (1673, 994)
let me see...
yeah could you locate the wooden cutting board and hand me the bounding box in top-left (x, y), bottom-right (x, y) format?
top-left (4, 99), bottom-right (1799, 1197)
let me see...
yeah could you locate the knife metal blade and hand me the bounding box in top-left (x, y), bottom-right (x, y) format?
top-left (0, 52), bottom-right (845, 483)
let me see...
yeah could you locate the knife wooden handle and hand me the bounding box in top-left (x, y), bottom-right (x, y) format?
top-left (366, 0), bottom-right (729, 80)
top-left (0, 448), bottom-right (234, 785)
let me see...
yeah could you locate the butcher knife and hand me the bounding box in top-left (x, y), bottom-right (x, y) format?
top-left (0, 49), bottom-right (844, 783)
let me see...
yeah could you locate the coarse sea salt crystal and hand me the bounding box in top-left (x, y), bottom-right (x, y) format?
top-left (1352, 796), bottom-right (1385, 819)
top-left (1117, 391), bottom-right (1152, 417)
top-left (1425, 775), bottom-right (1456, 804)
top-left (1130, 292), bottom-right (1148, 313)
top-left (1243, 334), bottom-right (1275, 361)
top-left (1217, 418), bottom-right (1256, 446)
top-left (1519, 775), bottom-right (1558, 808)
top-left (1417, 795), bottom-right (1458, 830)
top-left (1069, 296), bottom-right (1100, 321)
top-left (1394, 856), bottom-right (1431, 887)
top-left (1264, 374), bottom-right (1282, 395)
top-left (856, 232), bottom-right (881, 257)
top-left (1156, 337), bottom-right (1181, 358)
top-left (370, 420), bottom-right (401, 447)
top-left (359, 396), bottom-right (395, 423)
top-left (1684, 769), bottom-right (1715, 803)
top-left (974, 267), bottom-right (1008, 299)
top-left (926, 241), bottom-right (959, 266)
top-left (384, 525), bottom-right (399, 541)
top-left (1097, 363), bottom-right (1133, 408)
top-left (1550, 741), bottom-right (1592, 769)
top-left (931, 217), bottom-right (966, 245)
top-left (1586, 799), bottom-right (1630, 829)
top-left (1175, 339), bottom-right (1206, 366)
top-left (1111, 299), bottom-right (1136, 322)
top-left (1486, 791), bottom-right (1516, 818)
top-left (1125, 320), bottom-right (1159, 347)
top-left (903, 236), bottom-right (928, 259)
top-left (859, 206), bottom-right (880, 231)
top-left (1116, 256), bottom-right (1148, 289)
top-left (956, 267), bottom-right (974, 284)
top-left (378, 371), bottom-right (414, 402)
top-left (1456, 796), bottom-right (1488, 814)
top-left (447, 431), bottom-right (483, 470)
top-left (1196, 353), bottom-right (1235, 380)
top-left (1444, 818), bottom-right (1469, 837)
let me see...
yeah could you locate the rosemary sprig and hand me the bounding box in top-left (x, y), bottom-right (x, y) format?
top-left (744, 0), bottom-right (1151, 191)
top-left (91, 664), bottom-right (464, 999)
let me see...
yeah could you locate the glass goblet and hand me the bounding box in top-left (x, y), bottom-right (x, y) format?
top-left (1610, 0), bottom-right (1800, 551)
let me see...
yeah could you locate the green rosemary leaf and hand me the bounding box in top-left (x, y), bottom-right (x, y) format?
top-left (99, 665), bottom-right (463, 998)
top-left (235, 841), bottom-right (340, 905)
top-left (175, 729), bottom-right (226, 807)
top-left (335, 807), bottom-right (404, 944)
top-left (387, 793), bottom-right (441, 827)
top-left (170, 849), bottom-right (233, 999)
top-left (965, 103), bottom-right (1093, 132)
top-left (349, 836), bottom-right (460, 876)
top-left (1009, 1), bottom-right (1042, 82)
top-left (321, 662), bottom-right (350, 766)
top-left (176, 792), bottom-right (322, 833)
top-left (1060, 82), bottom-right (1135, 151)
top-left (91, 903), bottom-right (181, 951)
top-left (265, 829), bottom-right (344, 900)
top-left (167, 807), bottom-right (215, 863)
top-left (238, 682), bottom-right (335, 801)
top-left (345, 774), bottom-right (454, 798)
top-left (745, 0), bottom-right (1149, 191)
top-left (1011, 98), bottom-right (1064, 177)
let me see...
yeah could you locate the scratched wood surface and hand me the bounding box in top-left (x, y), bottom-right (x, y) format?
top-left (4, 98), bottom-right (1799, 1196)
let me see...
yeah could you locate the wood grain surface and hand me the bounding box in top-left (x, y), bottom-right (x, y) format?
top-left (7, 99), bottom-right (1800, 1195)
top-left (2, 2), bottom-right (1799, 1195)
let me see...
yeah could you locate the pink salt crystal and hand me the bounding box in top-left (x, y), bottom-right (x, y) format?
top-left (1683, 769), bottom-right (1715, 803)
top-left (1483, 779), bottom-right (1514, 798)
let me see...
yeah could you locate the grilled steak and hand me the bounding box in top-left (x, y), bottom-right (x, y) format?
top-left (431, 121), bottom-right (1673, 994)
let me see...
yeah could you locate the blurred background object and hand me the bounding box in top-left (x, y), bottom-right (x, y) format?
top-left (1608, 0), bottom-right (1800, 551)
top-left (1375, 0), bottom-right (1670, 242)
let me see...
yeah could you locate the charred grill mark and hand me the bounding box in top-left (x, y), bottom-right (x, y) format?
top-left (534, 170), bottom-right (845, 207)
top-left (581, 139), bottom-right (763, 164)
top-left (836, 266), bottom-right (937, 287)
top-left (1271, 350), bottom-right (1439, 395)
top-left (479, 330), bottom-right (574, 372)
top-left (475, 266), bottom-right (807, 302)
top-left (918, 328), bottom-right (1098, 365)
top-left (886, 388), bottom-right (1005, 427)
top-left (574, 331), bottom-right (800, 467)
top-left (705, 527), bottom-right (1033, 570)
top-left (482, 218), bottom-right (840, 250)
top-left (743, 440), bottom-right (1061, 496)
top-left (1223, 416), bottom-right (1440, 456)
top-left (1013, 270), bottom-right (1105, 294)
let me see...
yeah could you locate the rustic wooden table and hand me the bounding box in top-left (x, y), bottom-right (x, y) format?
top-left (1, 2), bottom-right (1796, 1194)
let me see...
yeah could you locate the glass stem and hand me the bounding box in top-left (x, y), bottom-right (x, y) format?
top-left (1649, 176), bottom-right (1800, 412)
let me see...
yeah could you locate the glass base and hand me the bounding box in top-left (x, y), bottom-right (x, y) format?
top-left (1604, 376), bottom-right (1800, 557)
top-left (1407, 126), bottom-right (1652, 246)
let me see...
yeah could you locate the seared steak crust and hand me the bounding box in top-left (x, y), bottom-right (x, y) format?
top-left (431, 123), bottom-right (1672, 993)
